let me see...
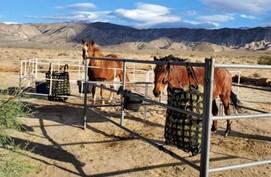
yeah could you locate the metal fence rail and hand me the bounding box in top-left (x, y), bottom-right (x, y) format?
top-left (209, 159), bottom-right (271, 173)
top-left (215, 64), bottom-right (271, 69)
top-left (206, 62), bottom-right (271, 176)
top-left (87, 56), bottom-right (206, 67)
top-left (213, 113), bottom-right (271, 120)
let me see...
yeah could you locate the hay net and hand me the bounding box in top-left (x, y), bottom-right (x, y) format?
top-left (46, 64), bottom-right (70, 101)
top-left (165, 85), bottom-right (203, 156)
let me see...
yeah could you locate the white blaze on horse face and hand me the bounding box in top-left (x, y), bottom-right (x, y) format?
top-left (82, 44), bottom-right (89, 58)
top-left (153, 71), bottom-right (167, 97)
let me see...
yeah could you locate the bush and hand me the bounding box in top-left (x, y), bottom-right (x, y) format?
top-left (0, 93), bottom-right (30, 145)
top-left (0, 150), bottom-right (34, 177)
top-left (0, 93), bottom-right (34, 177)
top-left (257, 56), bottom-right (271, 65)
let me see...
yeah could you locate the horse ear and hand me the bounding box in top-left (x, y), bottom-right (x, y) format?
top-left (91, 40), bottom-right (95, 46)
top-left (81, 40), bottom-right (85, 44)
top-left (167, 63), bottom-right (172, 70)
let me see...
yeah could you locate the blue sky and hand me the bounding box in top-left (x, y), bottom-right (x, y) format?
top-left (0, 0), bottom-right (270, 28)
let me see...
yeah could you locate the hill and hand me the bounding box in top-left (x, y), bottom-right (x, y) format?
top-left (0, 22), bottom-right (270, 51)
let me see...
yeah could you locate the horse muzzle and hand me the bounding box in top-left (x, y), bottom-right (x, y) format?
top-left (153, 90), bottom-right (161, 97)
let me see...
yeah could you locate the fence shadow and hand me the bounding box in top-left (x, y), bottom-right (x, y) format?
top-left (216, 129), bottom-right (271, 142)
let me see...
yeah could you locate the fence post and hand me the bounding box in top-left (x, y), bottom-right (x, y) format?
top-left (143, 83), bottom-right (148, 121)
top-left (19, 60), bottom-right (23, 91)
top-left (143, 70), bottom-right (151, 121)
top-left (78, 60), bottom-right (81, 83)
top-left (83, 57), bottom-right (88, 130)
top-left (200, 58), bottom-right (214, 177)
top-left (49, 64), bottom-right (53, 96)
top-left (35, 58), bottom-right (38, 79)
top-left (120, 62), bottom-right (127, 126)
top-left (27, 60), bottom-right (31, 87)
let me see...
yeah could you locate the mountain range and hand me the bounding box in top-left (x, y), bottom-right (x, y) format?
top-left (0, 22), bottom-right (270, 51)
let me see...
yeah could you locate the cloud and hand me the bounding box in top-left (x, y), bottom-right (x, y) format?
top-left (150, 20), bottom-right (218, 29)
top-left (1, 21), bottom-right (19, 24)
top-left (183, 20), bottom-right (219, 28)
top-left (240, 14), bottom-right (256, 20)
top-left (27, 11), bottom-right (111, 23)
top-left (201, 0), bottom-right (271, 14)
top-left (186, 10), bottom-right (198, 16)
top-left (197, 14), bottom-right (234, 22)
top-left (114, 2), bottom-right (181, 27)
top-left (56, 3), bottom-right (96, 10)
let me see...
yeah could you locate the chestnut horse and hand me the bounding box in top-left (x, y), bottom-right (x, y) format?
top-left (82, 40), bottom-right (129, 104)
top-left (153, 55), bottom-right (239, 136)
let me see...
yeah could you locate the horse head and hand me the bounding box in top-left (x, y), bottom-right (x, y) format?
top-left (81, 40), bottom-right (97, 59)
top-left (153, 56), bottom-right (171, 97)
top-left (153, 55), bottom-right (188, 97)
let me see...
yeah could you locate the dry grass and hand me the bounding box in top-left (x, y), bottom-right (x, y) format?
top-left (257, 56), bottom-right (271, 65)
top-left (0, 66), bottom-right (19, 72)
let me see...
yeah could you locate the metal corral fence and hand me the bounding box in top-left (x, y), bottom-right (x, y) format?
top-left (20, 57), bottom-right (271, 177)
top-left (81, 56), bottom-right (271, 177)
top-left (20, 58), bottom-right (154, 98)
top-left (206, 63), bottom-right (271, 176)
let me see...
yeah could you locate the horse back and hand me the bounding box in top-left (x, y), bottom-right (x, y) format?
top-left (105, 54), bottom-right (123, 68)
top-left (186, 67), bottom-right (232, 97)
top-left (213, 68), bottom-right (232, 97)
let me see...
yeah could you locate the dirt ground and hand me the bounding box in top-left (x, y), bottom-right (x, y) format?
top-left (0, 47), bottom-right (271, 177)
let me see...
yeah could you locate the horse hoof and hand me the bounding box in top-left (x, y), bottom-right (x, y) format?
top-left (212, 130), bottom-right (217, 135)
top-left (224, 130), bottom-right (230, 137)
top-left (211, 127), bottom-right (217, 132)
top-left (224, 132), bottom-right (228, 137)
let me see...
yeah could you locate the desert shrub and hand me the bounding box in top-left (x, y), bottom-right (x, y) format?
top-left (0, 93), bottom-right (30, 145)
top-left (0, 93), bottom-right (34, 177)
top-left (252, 72), bottom-right (261, 78)
top-left (58, 52), bottom-right (69, 56)
top-left (257, 56), bottom-right (271, 65)
top-left (0, 150), bottom-right (35, 177)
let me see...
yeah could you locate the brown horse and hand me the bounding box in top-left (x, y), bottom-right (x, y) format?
top-left (82, 40), bottom-right (129, 104)
top-left (153, 55), bottom-right (239, 136)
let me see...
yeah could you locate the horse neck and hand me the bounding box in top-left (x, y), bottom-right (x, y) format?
top-left (88, 49), bottom-right (105, 66)
top-left (168, 66), bottom-right (204, 88)
top-left (94, 49), bottom-right (104, 57)
top-left (168, 66), bottom-right (187, 87)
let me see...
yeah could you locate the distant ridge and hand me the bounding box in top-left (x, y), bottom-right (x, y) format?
top-left (0, 22), bottom-right (270, 51)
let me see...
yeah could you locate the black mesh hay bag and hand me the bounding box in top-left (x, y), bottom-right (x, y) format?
top-left (46, 64), bottom-right (70, 101)
top-left (165, 86), bottom-right (203, 156)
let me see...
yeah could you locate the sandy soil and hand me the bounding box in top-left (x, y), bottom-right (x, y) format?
top-left (0, 47), bottom-right (270, 177)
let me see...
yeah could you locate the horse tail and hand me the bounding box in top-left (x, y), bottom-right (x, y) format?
top-left (230, 91), bottom-right (241, 110)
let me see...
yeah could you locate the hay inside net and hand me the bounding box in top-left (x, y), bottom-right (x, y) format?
top-left (165, 85), bottom-right (203, 156)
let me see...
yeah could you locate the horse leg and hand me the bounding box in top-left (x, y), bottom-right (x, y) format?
top-left (109, 85), bottom-right (114, 102)
top-left (118, 71), bottom-right (129, 88)
top-left (91, 86), bottom-right (96, 105)
top-left (211, 100), bottom-right (218, 133)
top-left (220, 94), bottom-right (232, 137)
top-left (100, 84), bottom-right (105, 106)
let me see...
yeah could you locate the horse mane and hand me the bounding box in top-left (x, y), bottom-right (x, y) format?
top-left (88, 42), bottom-right (104, 57)
top-left (156, 55), bottom-right (187, 62)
